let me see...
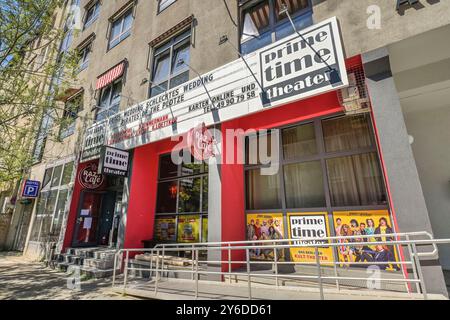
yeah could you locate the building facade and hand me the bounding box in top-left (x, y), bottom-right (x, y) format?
top-left (13, 0), bottom-right (450, 296)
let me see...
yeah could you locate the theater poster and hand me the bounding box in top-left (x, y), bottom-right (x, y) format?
top-left (154, 217), bottom-right (176, 242)
top-left (333, 210), bottom-right (401, 272)
top-left (202, 217), bottom-right (208, 242)
top-left (287, 212), bottom-right (334, 265)
top-left (177, 215), bottom-right (200, 243)
top-left (246, 213), bottom-right (285, 261)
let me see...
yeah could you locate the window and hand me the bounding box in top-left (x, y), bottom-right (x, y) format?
top-left (109, 9), bottom-right (133, 49)
top-left (158, 0), bottom-right (177, 13)
top-left (84, 1), bottom-right (100, 29)
top-left (78, 43), bottom-right (92, 72)
top-left (95, 79), bottom-right (122, 122)
top-left (155, 152), bottom-right (208, 243)
top-left (240, 0), bottom-right (312, 55)
top-left (59, 93), bottom-right (83, 139)
top-left (244, 114), bottom-right (387, 211)
top-left (30, 161), bottom-right (74, 242)
top-left (150, 30), bottom-right (191, 97)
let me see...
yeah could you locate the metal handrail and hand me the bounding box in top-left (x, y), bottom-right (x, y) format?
top-left (112, 232), bottom-right (450, 300)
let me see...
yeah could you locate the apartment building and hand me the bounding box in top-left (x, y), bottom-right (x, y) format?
top-left (12, 0), bottom-right (450, 296)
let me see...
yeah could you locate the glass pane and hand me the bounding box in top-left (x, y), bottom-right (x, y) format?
top-left (36, 193), bottom-right (48, 215)
top-left (241, 1), bottom-right (270, 43)
top-left (42, 168), bottom-right (53, 189)
top-left (282, 123), bottom-right (317, 160)
top-left (154, 216), bottom-right (176, 241)
top-left (30, 216), bottom-right (43, 241)
top-left (46, 190), bottom-right (58, 215)
top-left (275, 13), bottom-right (313, 41)
top-left (156, 181), bottom-right (178, 213)
top-left (51, 165), bottom-right (63, 187)
top-left (323, 115), bottom-right (374, 153)
top-left (275, 0), bottom-right (310, 21)
top-left (100, 86), bottom-right (112, 109)
top-left (181, 153), bottom-right (202, 176)
top-left (177, 215), bottom-right (200, 243)
top-left (284, 161), bottom-right (325, 208)
top-left (110, 81), bottom-right (122, 106)
top-left (153, 53), bottom-right (170, 84)
top-left (61, 163), bottom-right (74, 185)
top-left (178, 177), bottom-right (201, 213)
top-left (202, 176), bottom-right (208, 212)
top-left (159, 0), bottom-right (177, 12)
top-left (246, 169), bottom-right (281, 210)
top-left (169, 71), bottom-right (189, 89)
top-left (172, 42), bottom-right (190, 75)
top-left (53, 189), bottom-right (68, 234)
top-left (122, 11), bottom-right (133, 32)
top-left (150, 81), bottom-right (168, 97)
top-left (245, 132), bottom-right (274, 165)
top-left (159, 154), bottom-right (178, 179)
top-left (111, 19), bottom-right (121, 40)
top-left (326, 153), bottom-right (387, 207)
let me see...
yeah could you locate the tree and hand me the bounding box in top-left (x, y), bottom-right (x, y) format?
top-left (0, 0), bottom-right (79, 186)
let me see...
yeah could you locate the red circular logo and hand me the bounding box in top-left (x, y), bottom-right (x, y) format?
top-left (78, 163), bottom-right (104, 189)
top-left (187, 123), bottom-right (217, 161)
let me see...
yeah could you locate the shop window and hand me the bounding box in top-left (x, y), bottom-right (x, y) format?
top-left (322, 114), bottom-right (374, 153)
top-left (282, 123), bottom-right (317, 160)
top-left (245, 131), bottom-right (274, 165)
top-left (156, 180), bottom-right (178, 213)
top-left (61, 162), bottom-right (74, 185)
top-left (284, 161), bottom-right (325, 208)
top-left (245, 168), bottom-right (282, 210)
top-left (159, 154), bottom-right (179, 179)
top-left (42, 168), bottom-right (53, 190)
top-left (52, 189), bottom-right (69, 236)
top-left (154, 216), bottom-right (177, 241)
top-left (178, 177), bottom-right (202, 213)
top-left (59, 93), bottom-right (83, 140)
top-left (109, 8), bottom-right (133, 50)
top-left (240, 0), bottom-right (312, 55)
top-left (158, 0), bottom-right (177, 13)
top-left (326, 153), bottom-right (387, 207)
top-left (95, 79), bottom-right (122, 122)
top-left (51, 165), bottom-right (63, 188)
top-left (150, 29), bottom-right (191, 97)
top-left (84, 1), bottom-right (101, 29)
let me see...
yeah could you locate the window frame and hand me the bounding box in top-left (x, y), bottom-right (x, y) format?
top-left (149, 29), bottom-right (191, 98)
top-left (157, 0), bottom-right (177, 14)
top-left (78, 42), bottom-right (92, 72)
top-left (108, 7), bottom-right (134, 50)
top-left (238, 0), bottom-right (313, 54)
top-left (83, 0), bottom-right (101, 30)
top-left (59, 92), bottom-right (83, 140)
top-left (95, 78), bottom-right (122, 122)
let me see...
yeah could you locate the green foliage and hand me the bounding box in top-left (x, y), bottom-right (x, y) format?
top-left (0, 0), bottom-right (78, 185)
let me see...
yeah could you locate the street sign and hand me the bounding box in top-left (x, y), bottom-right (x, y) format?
top-left (22, 180), bottom-right (41, 198)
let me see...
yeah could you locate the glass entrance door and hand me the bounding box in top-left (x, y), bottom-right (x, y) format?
top-left (73, 192), bottom-right (103, 247)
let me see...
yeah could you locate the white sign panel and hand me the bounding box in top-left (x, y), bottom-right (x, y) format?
top-left (81, 17), bottom-right (348, 161)
top-left (99, 146), bottom-right (130, 177)
top-left (289, 214), bottom-right (328, 246)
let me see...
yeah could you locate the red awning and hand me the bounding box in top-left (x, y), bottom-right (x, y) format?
top-left (96, 61), bottom-right (125, 90)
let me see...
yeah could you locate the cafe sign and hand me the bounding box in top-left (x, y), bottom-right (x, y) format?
top-left (78, 163), bottom-right (104, 189)
top-left (80, 17), bottom-right (348, 162)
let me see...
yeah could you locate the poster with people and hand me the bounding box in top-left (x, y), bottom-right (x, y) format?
top-left (177, 215), bottom-right (200, 243)
top-left (333, 210), bottom-right (401, 272)
top-left (202, 217), bottom-right (208, 242)
top-left (246, 213), bottom-right (285, 261)
top-left (287, 212), bottom-right (334, 265)
top-left (154, 217), bottom-right (176, 242)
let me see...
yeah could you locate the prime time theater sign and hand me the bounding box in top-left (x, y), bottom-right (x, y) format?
top-left (81, 17), bottom-right (348, 162)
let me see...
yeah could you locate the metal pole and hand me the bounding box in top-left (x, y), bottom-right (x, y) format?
top-left (155, 249), bottom-right (160, 295)
top-left (405, 235), bottom-right (420, 294)
top-left (332, 238), bottom-right (340, 291)
top-left (274, 245), bottom-right (279, 288)
top-left (161, 246), bottom-right (165, 279)
top-left (149, 249), bottom-right (154, 280)
top-left (122, 251), bottom-right (129, 295)
top-left (195, 249), bottom-right (199, 299)
top-left (315, 247), bottom-right (324, 300)
top-left (228, 244), bottom-right (232, 284)
top-left (192, 245), bottom-right (195, 281)
top-left (246, 248), bottom-right (252, 300)
top-left (411, 242), bottom-right (428, 300)
top-left (112, 252), bottom-right (118, 288)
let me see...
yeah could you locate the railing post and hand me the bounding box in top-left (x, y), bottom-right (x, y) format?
top-left (246, 248), bottom-right (252, 300)
top-left (149, 249), bottom-right (153, 280)
top-left (192, 245), bottom-right (195, 281)
top-left (122, 251), bottom-right (129, 295)
top-left (332, 238), bottom-right (340, 291)
top-left (405, 235), bottom-right (420, 294)
top-left (155, 249), bottom-right (160, 295)
top-left (315, 247), bottom-right (324, 300)
top-left (411, 242), bottom-right (428, 300)
top-left (161, 246), bottom-right (165, 279)
top-left (112, 251), bottom-right (118, 288)
top-left (195, 249), bottom-right (199, 299)
top-left (228, 244), bottom-right (232, 284)
top-left (274, 245), bottom-right (279, 288)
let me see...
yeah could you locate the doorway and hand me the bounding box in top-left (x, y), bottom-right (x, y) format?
top-left (72, 190), bottom-right (116, 248)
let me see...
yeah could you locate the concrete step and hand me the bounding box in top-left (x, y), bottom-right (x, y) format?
top-left (83, 258), bottom-right (115, 270)
top-left (80, 266), bottom-right (118, 279)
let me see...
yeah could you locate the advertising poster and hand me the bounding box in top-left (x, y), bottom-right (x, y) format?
top-left (202, 217), bottom-right (208, 242)
top-left (333, 210), bottom-right (401, 272)
top-left (287, 212), bottom-right (334, 265)
top-left (154, 217), bottom-right (176, 242)
top-left (246, 213), bottom-right (285, 261)
top-left (177, 215), bottom-right (200, 243)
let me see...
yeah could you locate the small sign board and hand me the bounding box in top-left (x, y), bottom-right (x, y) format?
top-left (22, 180), bottom-right (40, 198)
top-left (99, 146), bottom-right (130, 177)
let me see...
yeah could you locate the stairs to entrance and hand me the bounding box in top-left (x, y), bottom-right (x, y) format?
top-left (54, 247), bottom-right (118, 279)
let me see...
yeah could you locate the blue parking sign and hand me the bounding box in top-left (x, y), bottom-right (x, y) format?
top-left (22, 180), bottom-right (40, 198)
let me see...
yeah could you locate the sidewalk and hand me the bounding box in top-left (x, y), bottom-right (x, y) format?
top-left (0, 252), bottom-right (138, 300)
